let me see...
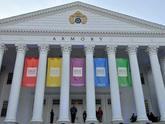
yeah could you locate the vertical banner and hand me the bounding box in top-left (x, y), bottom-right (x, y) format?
top-left (22, 58), bottom-right (39, 87)
top-left (46, 58), bottom-right (62, 87)
top-left (70, 58), bottom-right (85, 87)
top-left (94, 58), bottom-right (109, 87)
top-left (116, 58), bottom-right (132, 87)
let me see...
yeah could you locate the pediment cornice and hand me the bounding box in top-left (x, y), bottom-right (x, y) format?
top-left (1, 29), bottom-right (165, 37)
top-left (0, 1), bottom-right (165, 31)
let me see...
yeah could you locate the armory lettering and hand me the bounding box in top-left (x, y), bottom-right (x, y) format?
top-left (53, 37), bottom-right (103, 42)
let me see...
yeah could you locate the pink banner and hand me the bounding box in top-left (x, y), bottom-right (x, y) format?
top-left (70, 58), bottom-right (85, 87)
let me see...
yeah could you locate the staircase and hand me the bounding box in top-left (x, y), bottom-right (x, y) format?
top-left (46, 123), bottom-right (165, 124)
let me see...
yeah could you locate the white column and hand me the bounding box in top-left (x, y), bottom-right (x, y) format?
top-left (160, 56), bottom-right (165, 84)
top-left (58, 44), bottom-right (72, 122)
top-left (84, 45), bottom-right (97, 122)
top-left (127, 45), bottom-right (148, 122)
top-left (0, 44), bottom-right (7, 70)
top-left (146, 46), bottom-right (165, 121)
top-left (106, 45), bottom-right (123, 122)
top-left (4, 44), bottom-right (28, 123)
top-left (31, 44), bottom-right (49, 122)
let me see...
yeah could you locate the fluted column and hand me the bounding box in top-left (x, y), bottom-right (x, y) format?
top-left (0, 44), bottom-right (7, 70)
top-left (58, 44), bottom-right (72, 122)
top-left (31, 44), bottom-right (49, 123)
top-left (4, 44), bottom-right (28, 123)
top-left (84, 45), bottom-right (97, 122)
top-left (105, 45), bottom-right (123, 122)
top-left (146, 46), bottom-right (165, 121)
top-left (127, 45), bottom-right (148, 122)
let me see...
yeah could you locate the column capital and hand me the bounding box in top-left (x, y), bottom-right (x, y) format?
top-left (15, 44), bottom-right (28, 54)
top-left (61, 44), bottom-right (72, 54)
top-left (126, 45), bottom-right (139, 55)
top-left (84, 44), bottom-right (95, 54)
top-left (38, 44), bottom-right (49, 54)
top-left (0, 44), bottom-right (7, 54)
top-left (146, 45), bottom-right (159, 55)
top-left (105, 44), bottom-right (117, 54)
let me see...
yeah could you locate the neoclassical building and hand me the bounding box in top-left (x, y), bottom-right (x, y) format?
top-left (0, 1), bottom-right (165, 124)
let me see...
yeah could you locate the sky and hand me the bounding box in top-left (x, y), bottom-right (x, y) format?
top-left (0, 0), bottom-right (165, 26)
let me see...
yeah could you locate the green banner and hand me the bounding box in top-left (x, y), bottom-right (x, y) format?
top-left (116, 58), bottom-right (132, 87)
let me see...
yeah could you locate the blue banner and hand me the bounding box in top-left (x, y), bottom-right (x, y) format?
top-left (94, 58), bottom-right (109, 87)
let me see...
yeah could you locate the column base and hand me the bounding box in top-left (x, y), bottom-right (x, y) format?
top-left (56, 121), bottom-right (70, 124)
top-left (160, 117), bottom-right (165, 121)
top-left (112, 117), bottom-right (124, 124)
top-left (86, 117), bottom-right (97, 121)
top-left (58, 117), bottom-right (70, 122)
top-left (1, 122), bottom-right (19, 124)
top-left (28, 122), bottom-right (44, 124)
top-left (131, 122), bottom-right (151, 124)
top-left (137, 116), bottom-right (149, 122)
top-left (31, 117), bottom-right (43, 122)
top-left (112, 120), bottom-right (124, 124)
top-left (1, 119), bottom-right (18, 124)
top-left (85, 120), bottom-right (98, 124)
top-left (159, 122), bottom-right (165, 124)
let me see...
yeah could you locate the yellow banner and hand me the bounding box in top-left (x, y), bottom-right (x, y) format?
top-left (46, 58), bottom-right (62, 87)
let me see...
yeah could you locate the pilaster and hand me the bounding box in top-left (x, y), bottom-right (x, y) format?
top-left (0, 44), bottom-right (7, 71)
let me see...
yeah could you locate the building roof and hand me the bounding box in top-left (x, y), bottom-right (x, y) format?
top-left (0, 1), bottom-right (165, 37)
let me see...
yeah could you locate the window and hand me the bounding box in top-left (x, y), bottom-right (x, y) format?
top-left (96, 99), bottom-right (101, 104)
top-left (108, 99), bottom-right (111, 104)
top-left (1, 101), bottom-right (8, 117)
top-left (141, 73), bottom-right (145, 85)
top-left (53, 99), bottom-right (60, 105)
top-left (71, 99), bottom-right (83, 105)
top-left (7, 73), bottom-right (13, 84)
top-left (145, 100), bottom-right (149, 114)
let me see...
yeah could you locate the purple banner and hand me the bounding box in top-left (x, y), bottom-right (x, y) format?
top-left (70, 58), bottom-right (85, 87)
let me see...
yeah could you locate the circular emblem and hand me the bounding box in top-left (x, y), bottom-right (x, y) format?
top-left (69, 11), bottom-right (87, 24)
top-left (75, 18), bottom-right (82, 24)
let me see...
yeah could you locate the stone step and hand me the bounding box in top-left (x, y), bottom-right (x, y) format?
top-left (46, 123), bottom-right (164, 124)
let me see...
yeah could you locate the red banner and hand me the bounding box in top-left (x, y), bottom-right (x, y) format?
top-left (22, 58), bottom-right (39, 87)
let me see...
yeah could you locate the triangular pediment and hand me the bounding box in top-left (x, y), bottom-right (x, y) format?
top-left (0, 1), bottom-right (165, 34)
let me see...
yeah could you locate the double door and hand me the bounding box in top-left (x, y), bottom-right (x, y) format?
top-left (42, 99), bottom-right (60, 124)
top-left (71, 99), bottom-right (84, 123)
top-left (96, 98), bottom-right (112, 123)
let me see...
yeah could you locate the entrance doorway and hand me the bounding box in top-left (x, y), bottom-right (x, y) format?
top-left (106, 99), bottom-right (112, 123)
top-left (96, 99), bottom-right (101, 111)
top-left (71, 99), bottom-right (83, 123)
top-left (43, 99), bottom-right (48, 123)
top-left (96, 99), bottom-right (101, 121)
top-left (51, 99), bottom-right (60, 123)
